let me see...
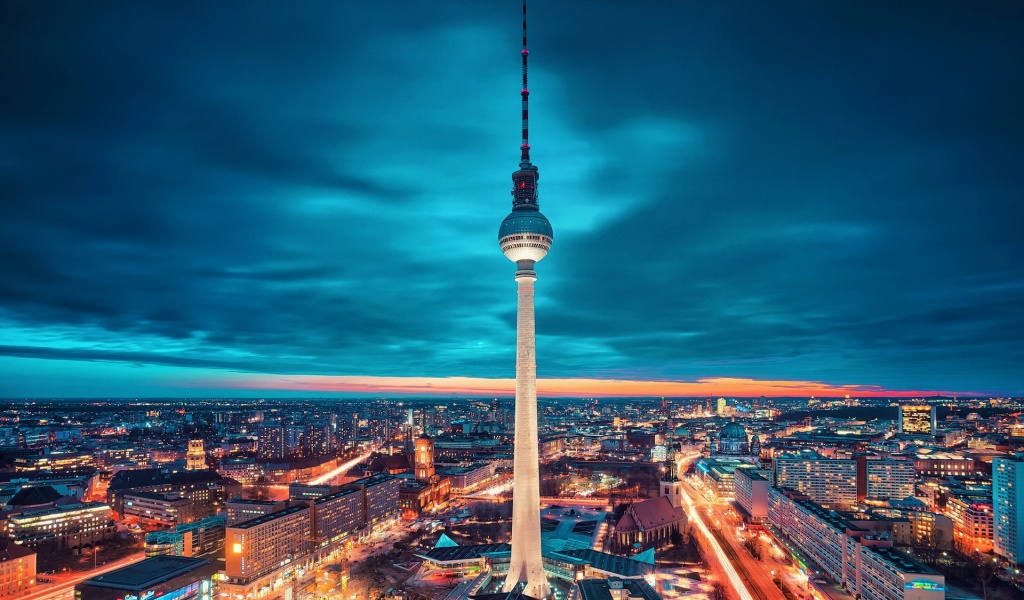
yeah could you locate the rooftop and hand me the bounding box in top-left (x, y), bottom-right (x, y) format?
top-left (576, 578), bottom-right (661, 600)
top-left (231, 503), bottom-right (308, 530)
top-left (82, 556), bottom-right (211, 590)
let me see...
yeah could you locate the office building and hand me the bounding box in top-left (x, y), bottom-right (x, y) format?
top-left (303, 423), bottom-right (333, 457)
top-left (288, 483), bottom-right (339, 501)
top-left (913, 452), bottom-right (976, 478)
top-left (217, 457), bottom-right (260, 485)
top-left (107, 468), bottom-right (240, 517)
top-left (123, 491), bottom-right (207, 526)
top-left (899, 404), bottom-right (936, 435)
top-left (1, 501), bottom-right (116, 553)
top-left (312, 488), bottom-right (362, 545)
top-left (76, 555), bottom-right (217, 600)
top-left (994, 455), bottom-right (1024, 565)
top-left (945, 491), bottom-right (993, 553)
top-left (144, 514), bottom-right (226, 558)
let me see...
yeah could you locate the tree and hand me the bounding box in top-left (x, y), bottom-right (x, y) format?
top-left (250, 475), bottom-right (270, 500)
top-left (976, 561), bottom-right (996, 600)
top-left (711, 582), bottom-right (728, 600)
top-left (743, 537), bottom-right (763, 561)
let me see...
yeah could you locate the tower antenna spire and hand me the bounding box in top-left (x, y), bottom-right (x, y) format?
top-left (520, 0), bottom-right (531, 165)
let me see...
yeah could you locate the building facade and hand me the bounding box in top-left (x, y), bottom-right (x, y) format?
top-left (144, 514), bottom-right (226, 558)
top-left (994, 455), bottom-right (1024, 565)
top-left (774, 456), bottom-right (857, 508)
top-left (865, 459), bottom-right (916, 500)
top-left (899, 405), bottom-right (936, 435)
top-left (769, 488), bottom-right (945, 600)
top-left (734, 469), bottom-right (769, 520)
top-left (945, 492), bottom-right (993, 554)
top-left (76, 555), bottom-right (216, 600)
top-left (1, 501), bottom-right (116, 553)
top-left (0, 540), bottom-right (35, 597)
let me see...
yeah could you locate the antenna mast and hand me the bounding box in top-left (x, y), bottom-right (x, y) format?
top-left (520, 0), bottom-right (531, 165)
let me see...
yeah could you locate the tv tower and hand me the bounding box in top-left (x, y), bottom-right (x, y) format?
top-left (499, 2), bottom-right (552, 597)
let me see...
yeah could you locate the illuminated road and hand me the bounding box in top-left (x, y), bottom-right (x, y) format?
top-left (307, 452), bottom-right (374, 485)
top-left (674, 453), bottom-right (760, 600)
top-left (680, 482), bottom-right (756, 600)
top-left (24, 552), bottom-right (145, 600)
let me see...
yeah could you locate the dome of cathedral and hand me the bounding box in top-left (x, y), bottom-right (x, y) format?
top-left (719, 422), bottom-right (747, 440)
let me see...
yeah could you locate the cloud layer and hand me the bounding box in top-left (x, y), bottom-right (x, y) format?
top-left (1, 2), bottom-right (1022, 396)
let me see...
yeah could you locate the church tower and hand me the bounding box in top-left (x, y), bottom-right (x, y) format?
top-left (414, 433), bottom-right (436, 483)
top-left (659, 434), bottom-right (684, 503)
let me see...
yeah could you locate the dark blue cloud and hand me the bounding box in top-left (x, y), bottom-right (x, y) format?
top-left (1, 1), bottom-right (1022, 396)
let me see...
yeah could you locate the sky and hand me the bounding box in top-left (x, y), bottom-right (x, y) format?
top-left (1, 2), bottom-right (1023, 398)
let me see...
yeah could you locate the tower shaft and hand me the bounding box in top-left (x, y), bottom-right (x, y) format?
top-left (503, 269), bottom-right (550, 598)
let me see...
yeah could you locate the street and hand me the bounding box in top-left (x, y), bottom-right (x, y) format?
top-left (23, 552), bottom-right (146, 600)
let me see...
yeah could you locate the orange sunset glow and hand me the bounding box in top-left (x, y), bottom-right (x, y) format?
top-left (193, 373), bottom-right (960, 398)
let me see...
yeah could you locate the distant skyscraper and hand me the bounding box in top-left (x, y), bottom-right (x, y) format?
top-left (898, 403), bottom-right (936, 435)
top-left (994, 455), bottom-right (1024, 565)
top-left (500, 3), bottom-right (552, 597)
top-left (257, 425), bottom-right (286, 460)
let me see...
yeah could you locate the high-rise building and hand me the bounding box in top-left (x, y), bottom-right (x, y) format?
top-left (898, 404), bottom-right (936, 435)
top-left (994, 455), bottom-right (1024, 565)
top-left (864, 459), bottom-right (916, 501)
top-left (774, 455), bottom-right (857, 509)
top-left (303, 422), bottom-right (333, 457)
top-left (225, 504), bottom-right (312, 582)
top-left (768, 488), bottom-right (945, 600)
top-left (499, 3), bottom-right (552, 597)
top-left (257, 425), bottom-right (286, 460)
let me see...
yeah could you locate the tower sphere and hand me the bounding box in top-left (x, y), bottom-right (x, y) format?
top-left (499, 207), bottom-right (553, 263)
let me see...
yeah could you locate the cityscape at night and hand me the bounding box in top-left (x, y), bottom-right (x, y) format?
top-left (2, 2), bottom-right (1023, 600)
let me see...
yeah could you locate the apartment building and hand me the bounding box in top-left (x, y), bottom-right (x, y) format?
top-left (774, 455), bottom-right (857, 508)
top-left (733, 469), bottom-right (769, 520)
top-left (769, 488), bottom-right (945, 600)
top-left (0, 540), bottom-right (35, 597)
top-left (225, 504), bottom-right (312, 582)
top-left (865, 459), bottom-right (916, 500)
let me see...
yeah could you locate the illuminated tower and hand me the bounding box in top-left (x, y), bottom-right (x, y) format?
top-left (414, 433), bottom-right (436, 483)
top-left (186, 440), bottom-right (206, 470)
top-left (500, 2), bottom-right (552, 597)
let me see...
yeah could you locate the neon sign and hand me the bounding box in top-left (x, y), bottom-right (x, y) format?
top-left (905, 581), bottom-right (944, 591)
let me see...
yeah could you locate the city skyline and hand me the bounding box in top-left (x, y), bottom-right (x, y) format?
top-left (2, 2), bottom-right (1024, 398)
